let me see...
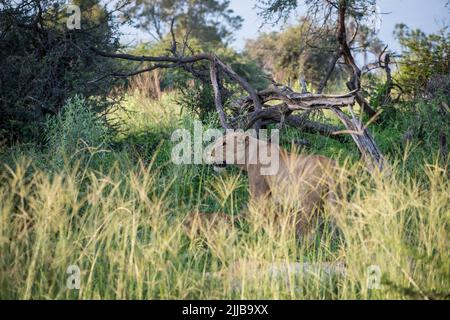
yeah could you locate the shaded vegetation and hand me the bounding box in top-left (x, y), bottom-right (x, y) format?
top-left (0, 0), bottom-right (448, 300)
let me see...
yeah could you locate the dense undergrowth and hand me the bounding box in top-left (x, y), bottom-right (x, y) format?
top-left (0, 92), bottom-right (448, 299)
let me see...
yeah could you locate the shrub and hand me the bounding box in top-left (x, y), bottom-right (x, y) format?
top-left (177, 81), bottom-right (217, 121)
top-left (45, 95), bottom-right (110, 169)
top-left (394, 24), bottom-right (449, 97)
top-left (0, 0), bottom-right (123, 142)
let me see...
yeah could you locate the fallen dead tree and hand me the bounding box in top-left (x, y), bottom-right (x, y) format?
top-left (91, 30), bottom-right (386, 171)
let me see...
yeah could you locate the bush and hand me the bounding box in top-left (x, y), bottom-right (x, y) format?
top-left (177, 81), bottom-right (217, 121)
top-left (394, 24), bottom-right (449, 97)
top-left (45, 95), bottom-right (110, 169)
top-left (373, 96), bottom-right (450, 172)
top-left (0, 0), bottom-right (123, 142)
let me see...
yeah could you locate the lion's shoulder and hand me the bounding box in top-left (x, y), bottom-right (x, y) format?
top-left (279, 151), bottom-right (337, 175)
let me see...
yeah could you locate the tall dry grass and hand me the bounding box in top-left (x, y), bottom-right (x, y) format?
top-left (0, 92), bottom-right (448, 299)
top-left (0, 155), bottom-right (448, 299)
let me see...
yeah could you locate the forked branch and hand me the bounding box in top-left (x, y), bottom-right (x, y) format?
top-left (92, 39), bottom-right (386, 171)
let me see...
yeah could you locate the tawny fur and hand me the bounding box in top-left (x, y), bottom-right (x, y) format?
top-left (209, 132), bottom-right (341, 239)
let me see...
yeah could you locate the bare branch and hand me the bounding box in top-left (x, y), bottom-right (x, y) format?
top-left (336, 0), bottom-right (377, 118)
top-left (209, 59), bottom-right (230, 129)
top-left (92, 43), bottom-right (387, 172)
top-left (317, 49), bottom-right (341, 94)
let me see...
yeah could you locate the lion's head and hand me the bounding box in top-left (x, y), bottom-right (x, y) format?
top-left (207, 131), bottom-right (279, 175)
top-left (207, 132), bottom-right (254, 172)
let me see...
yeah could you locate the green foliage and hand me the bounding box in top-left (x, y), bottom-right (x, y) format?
top-left (0, 0), bottom-right (449, 300)
top-left (245, 19), bottom-right (345, 90)
top-left (45, 95), bottom-right (110, 170)
top-left (144, 43), bottom-right (269, 120)
top-left (217, 46), bottom-right (270, 91)
top-left (257, 0), bottom-right (299, 23)
top-left (126, 0), bottom-right (243, 45)
top-left (394, 24), bottom-right (450, 97)
top-left (257, 0), bottom-right (378, 26)
top-left (178, 81), bottom-right (216, 121)
top-left (373, 96), bottom-right (450, 172)
top-left (0, 0), bottom-right (123, 142)
top-left (0, 91), bottom-right (448, 299)
top-left (369, 82), bottom-right (391, 109)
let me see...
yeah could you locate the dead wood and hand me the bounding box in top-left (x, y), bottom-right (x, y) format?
top-left (92, 26), bottom-right (387, 171)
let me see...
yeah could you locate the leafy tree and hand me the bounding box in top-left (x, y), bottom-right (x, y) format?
top-left (350, 23), bottom-right (385, 65)
top-left (0, 0), bottom-right (124, 142)
top-left (394, 24), bottom-right (450, 97)
top-left (257, 0), bottom-right (378, 24)
top-left (123, 29), bottom-right (268, 121)
top-left (125, 0), bottom-right (243, 46)
top-left (245, 19), bottom-right (344, 90)
top-left (255, 0), bottom-right (385, 117)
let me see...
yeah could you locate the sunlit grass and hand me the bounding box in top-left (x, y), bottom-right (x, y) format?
top-left (0, 92), bottom-right (448, 300)
top-left (0, 151), bottom-right (448, 299)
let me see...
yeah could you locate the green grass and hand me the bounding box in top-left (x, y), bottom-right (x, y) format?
top-left (0, 92), bottom-right (448, 299)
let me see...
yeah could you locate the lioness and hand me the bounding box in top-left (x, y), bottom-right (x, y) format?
top-left (208, 131), bottom-right (341, 239)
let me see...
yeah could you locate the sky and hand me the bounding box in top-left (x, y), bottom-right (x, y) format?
top-left (121, 0), bottom-right (449, 53)
top-left (229, 0), bottom-right (449, 52)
